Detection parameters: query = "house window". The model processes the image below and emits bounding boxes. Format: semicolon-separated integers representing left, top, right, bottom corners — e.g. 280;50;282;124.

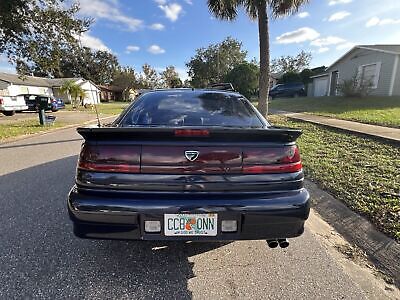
359;62;381;89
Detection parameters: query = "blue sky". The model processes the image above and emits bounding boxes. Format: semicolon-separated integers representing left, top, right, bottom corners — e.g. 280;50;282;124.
1;0;400;79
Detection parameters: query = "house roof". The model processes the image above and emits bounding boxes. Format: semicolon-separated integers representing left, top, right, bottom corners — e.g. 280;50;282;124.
98;85;124;92
327;44;400;71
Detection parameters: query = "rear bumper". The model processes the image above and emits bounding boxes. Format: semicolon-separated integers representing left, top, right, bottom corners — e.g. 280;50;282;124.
68;186;310;241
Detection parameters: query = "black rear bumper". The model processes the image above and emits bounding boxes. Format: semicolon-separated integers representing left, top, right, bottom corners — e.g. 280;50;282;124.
67;186;310;241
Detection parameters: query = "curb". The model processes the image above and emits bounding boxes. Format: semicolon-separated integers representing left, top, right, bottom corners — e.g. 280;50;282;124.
0;115;117;146
272;110;400;145
305;180;400;287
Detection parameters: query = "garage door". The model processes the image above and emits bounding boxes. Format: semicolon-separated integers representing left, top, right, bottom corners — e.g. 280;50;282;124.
314;77;328;97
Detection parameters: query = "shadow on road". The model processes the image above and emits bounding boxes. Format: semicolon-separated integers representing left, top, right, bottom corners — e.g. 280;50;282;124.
0;156;228;299
0;138;83;150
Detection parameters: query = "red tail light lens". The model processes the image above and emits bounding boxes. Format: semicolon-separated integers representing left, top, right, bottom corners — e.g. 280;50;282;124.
175;129;209;137
0;98;3;105
243;146;302;174
78;144;140;173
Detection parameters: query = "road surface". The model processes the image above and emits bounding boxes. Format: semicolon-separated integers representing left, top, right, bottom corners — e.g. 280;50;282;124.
0;127;398;299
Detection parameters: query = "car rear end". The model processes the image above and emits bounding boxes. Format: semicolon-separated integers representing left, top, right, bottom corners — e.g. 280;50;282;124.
0;95;28;115
68;90;310;241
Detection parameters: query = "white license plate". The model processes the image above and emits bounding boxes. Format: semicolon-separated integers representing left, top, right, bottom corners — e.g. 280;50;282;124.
164;213;217;236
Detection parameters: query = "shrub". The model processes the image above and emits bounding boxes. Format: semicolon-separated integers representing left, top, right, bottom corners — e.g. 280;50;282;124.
338;74;372;97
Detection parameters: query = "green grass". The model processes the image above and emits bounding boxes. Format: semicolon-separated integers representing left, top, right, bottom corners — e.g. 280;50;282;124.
0;119;65;141
269;115;400;241
66;102;129;116
269;96;400;128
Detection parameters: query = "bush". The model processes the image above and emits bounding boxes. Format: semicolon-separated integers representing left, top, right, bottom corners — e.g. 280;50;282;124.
338;74;372;97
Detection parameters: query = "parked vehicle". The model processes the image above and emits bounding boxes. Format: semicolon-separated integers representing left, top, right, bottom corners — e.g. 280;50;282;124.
68;89;310;245
269;82;306;99
23;94;65;112
0;95;28;116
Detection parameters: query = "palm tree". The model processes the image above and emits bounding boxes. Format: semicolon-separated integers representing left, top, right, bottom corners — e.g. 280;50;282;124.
207;0;309;116
60;80;86;109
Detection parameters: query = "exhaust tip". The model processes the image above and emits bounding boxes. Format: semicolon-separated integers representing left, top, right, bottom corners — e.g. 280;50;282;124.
266;239;279;248
278;238;289;248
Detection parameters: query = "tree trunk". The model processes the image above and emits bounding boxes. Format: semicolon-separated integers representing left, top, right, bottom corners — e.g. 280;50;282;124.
257;1;270;117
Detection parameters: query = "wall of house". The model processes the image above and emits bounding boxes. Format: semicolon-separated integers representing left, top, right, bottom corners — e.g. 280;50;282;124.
392;55;400;96
7;84;52;97
80;81;100;105
328;48;396;96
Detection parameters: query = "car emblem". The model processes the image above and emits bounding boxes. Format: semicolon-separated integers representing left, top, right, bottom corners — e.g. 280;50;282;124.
185;150;199;162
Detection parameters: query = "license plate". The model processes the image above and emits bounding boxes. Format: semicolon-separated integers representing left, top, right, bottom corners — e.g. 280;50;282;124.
164;213;217;236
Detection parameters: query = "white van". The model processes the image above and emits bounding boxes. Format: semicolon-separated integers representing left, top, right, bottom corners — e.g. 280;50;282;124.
0;95;28;116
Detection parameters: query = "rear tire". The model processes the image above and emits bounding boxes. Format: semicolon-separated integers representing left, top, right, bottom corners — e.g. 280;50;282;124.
51;108;58;112
3;110;15;116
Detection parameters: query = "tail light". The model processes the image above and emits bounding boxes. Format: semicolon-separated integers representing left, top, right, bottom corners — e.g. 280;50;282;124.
242;145;302;174
0;98;3;105
78;144;141;173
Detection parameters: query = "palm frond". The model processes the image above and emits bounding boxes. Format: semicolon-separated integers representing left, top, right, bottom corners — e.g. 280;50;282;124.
207;0;240;20
269;0;310;18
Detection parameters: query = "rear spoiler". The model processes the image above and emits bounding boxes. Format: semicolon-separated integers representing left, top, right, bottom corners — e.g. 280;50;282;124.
77;126;302;143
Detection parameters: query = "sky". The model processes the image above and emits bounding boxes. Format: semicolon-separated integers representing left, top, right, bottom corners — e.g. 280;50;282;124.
1;0;400;80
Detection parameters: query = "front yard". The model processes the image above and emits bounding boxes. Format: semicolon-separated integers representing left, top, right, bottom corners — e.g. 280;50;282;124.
269;115;400;241
269;96;400;128
65;102;129;115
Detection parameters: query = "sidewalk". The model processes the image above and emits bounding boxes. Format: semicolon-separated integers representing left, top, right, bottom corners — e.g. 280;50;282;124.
275;111;400;143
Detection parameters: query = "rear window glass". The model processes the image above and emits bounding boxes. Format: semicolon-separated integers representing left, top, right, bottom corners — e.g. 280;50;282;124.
120;92;263;128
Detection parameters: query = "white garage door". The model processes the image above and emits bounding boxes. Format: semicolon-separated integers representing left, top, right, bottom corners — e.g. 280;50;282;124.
314;77;329;97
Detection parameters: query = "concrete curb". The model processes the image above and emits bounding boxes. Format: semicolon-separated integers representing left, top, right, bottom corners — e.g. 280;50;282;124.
0;115;117;145
305;180;400;286
272;110;400;145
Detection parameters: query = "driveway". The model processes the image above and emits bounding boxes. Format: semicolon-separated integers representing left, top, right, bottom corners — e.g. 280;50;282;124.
0;127;397;299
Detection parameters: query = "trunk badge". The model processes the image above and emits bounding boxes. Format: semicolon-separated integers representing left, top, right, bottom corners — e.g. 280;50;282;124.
185;150;199;162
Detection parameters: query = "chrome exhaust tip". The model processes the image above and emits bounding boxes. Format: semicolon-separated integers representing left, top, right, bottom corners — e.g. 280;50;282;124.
266;239;279;248
278;238;289;248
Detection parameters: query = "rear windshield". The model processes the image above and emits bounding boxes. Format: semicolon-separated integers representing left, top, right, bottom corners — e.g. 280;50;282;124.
120;91;264;128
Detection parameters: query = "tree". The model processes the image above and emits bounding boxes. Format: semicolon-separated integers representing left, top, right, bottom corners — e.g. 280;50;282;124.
59;47;119;85
186;37;247;88
112;67;137;101
279;71;302;83
1;0;91;76
138;64;161;89
60;80;86;108
225;62;259;98
271;51;312;74
207;0;310;116
161;66;183;88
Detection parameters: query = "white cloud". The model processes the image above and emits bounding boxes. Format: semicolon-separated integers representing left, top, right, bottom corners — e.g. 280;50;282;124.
329;0;352;5
150;23;165;30
78;32;111;52
125;45;140;53
184;0;193;4
297;12;310;18
336;42;356;50
366;17;400;27
318;47;330;53
148;45;166;54
79;0;143;31
154;0;166;4
0;55;8;63
276;27;320;44
311;36;346;47
159;3;183;22
328;11;351;21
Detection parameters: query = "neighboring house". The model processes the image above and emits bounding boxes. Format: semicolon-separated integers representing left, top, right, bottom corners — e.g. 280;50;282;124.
98;85;124;102
311;45;400;97
270;72;283;88
0;72;101;105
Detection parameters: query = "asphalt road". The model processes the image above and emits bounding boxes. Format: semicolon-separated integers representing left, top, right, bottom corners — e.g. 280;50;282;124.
0;127;398;299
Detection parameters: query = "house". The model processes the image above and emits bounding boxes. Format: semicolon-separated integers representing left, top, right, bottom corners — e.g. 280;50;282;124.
98;85;124;102
0;72;101;105
310;45;400;97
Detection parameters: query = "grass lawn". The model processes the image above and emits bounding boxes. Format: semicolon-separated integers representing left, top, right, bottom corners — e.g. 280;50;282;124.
0;119;65;142
66;102;129;116
269;96;400;128
268;115;400;241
